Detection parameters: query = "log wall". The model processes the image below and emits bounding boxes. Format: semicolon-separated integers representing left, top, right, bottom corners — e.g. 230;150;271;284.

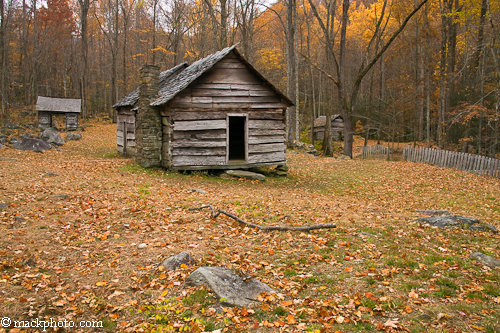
159;52;288;170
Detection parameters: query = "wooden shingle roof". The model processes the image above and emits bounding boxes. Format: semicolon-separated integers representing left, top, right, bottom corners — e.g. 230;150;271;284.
113;62;188;108
36;96;81;113
115;44;294;109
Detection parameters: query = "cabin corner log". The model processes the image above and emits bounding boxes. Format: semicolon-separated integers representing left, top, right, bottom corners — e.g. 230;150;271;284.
189;205;337;232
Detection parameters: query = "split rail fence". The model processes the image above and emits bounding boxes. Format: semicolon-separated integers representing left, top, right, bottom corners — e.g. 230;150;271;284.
403;146;500;178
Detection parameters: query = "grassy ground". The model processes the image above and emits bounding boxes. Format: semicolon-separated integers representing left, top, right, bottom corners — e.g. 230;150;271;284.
0;122;499;332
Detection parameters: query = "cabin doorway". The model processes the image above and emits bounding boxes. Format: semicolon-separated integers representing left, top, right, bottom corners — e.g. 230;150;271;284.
228;115;247;162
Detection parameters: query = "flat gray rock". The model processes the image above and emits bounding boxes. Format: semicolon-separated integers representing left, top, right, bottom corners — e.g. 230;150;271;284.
66;133;82;141
470;252;500;269
225;170;266;181
41;127;64;146
161;251;194;270
189;188;207;194
13;138;51;152
185;267;275;307
416;215;498;233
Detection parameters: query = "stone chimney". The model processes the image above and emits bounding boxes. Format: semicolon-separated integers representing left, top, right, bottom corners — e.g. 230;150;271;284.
136;64;162;168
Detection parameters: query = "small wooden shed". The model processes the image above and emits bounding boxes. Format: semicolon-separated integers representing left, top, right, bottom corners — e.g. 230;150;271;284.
313;115;344;141
36;96;81;131
114;44;293;170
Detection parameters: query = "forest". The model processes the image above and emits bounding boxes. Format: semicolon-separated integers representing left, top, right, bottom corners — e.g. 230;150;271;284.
0;0;499;158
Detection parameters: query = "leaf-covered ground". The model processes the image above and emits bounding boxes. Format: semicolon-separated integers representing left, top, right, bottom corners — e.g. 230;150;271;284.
0;123;499;332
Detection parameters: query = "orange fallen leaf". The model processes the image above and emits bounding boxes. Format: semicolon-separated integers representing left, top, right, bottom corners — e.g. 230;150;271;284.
365;292;377;301
286;314;296;324
345;267;353;272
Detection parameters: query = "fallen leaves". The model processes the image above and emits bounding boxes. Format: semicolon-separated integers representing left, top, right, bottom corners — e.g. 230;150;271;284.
0;123;499;332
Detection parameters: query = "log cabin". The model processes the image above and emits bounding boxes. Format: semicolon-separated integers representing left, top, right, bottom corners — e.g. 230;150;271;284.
114;44;293;171
313;115;344;141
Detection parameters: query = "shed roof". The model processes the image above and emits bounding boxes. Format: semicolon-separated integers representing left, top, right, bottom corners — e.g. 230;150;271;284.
151;44;293;107
314;115;343;128
113;63;188;108
36;96;81;113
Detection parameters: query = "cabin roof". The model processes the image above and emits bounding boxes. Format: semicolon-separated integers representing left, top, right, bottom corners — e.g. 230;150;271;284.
113;63;188;108
36;96;81;113
314;115;343;127
149;44;293;107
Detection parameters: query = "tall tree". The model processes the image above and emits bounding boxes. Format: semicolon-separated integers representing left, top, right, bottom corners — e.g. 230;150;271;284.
307;0;429;157
78;0;91;118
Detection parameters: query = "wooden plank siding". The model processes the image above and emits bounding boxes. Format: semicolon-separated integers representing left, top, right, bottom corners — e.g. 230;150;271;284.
161;53;287;170
116;112;137;151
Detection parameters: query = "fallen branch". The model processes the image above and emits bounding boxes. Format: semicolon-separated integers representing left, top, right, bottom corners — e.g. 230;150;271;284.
189;205;336;232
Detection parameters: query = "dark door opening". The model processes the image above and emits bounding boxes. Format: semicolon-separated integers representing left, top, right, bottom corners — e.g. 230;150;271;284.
228;116;246;161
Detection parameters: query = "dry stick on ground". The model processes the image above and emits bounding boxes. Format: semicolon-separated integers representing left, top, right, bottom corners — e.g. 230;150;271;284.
189;205;336;231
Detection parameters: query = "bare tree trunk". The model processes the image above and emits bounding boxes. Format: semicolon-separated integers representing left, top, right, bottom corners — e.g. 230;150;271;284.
79;0;90;119
220;0;228;48
286;0;296;147
0;0;7;117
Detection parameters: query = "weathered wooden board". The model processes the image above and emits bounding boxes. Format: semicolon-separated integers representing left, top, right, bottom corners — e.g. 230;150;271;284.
248;143;286;153
248;151;286;164
173;129;226;140
117;136;124;146
172;110;282;121
194;83;269;91
117;114;135;122
213;62;247;69
198;68;262;85
173;120;226;131
248;120;285;130
212;96;281;103
126;140;136;147
173;155;226;166
248;136;286;144
172;147;226;156
171;140;226;148
249;129;286;136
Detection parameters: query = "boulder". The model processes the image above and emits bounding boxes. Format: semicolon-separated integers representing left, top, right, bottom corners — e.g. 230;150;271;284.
337;155;352;159
41;127;64;146
275;164;289;177
185;267;275;307
44;172;59;177
66;133;82;141
9;137;19;145
21;133;36;139
161;252;194;270
0;134;7;144
12;138;51;152
470;252;500;269
0;143;2;149
416;215;498;233
0;203;7;209
4;119;19;129
225;170;266;181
